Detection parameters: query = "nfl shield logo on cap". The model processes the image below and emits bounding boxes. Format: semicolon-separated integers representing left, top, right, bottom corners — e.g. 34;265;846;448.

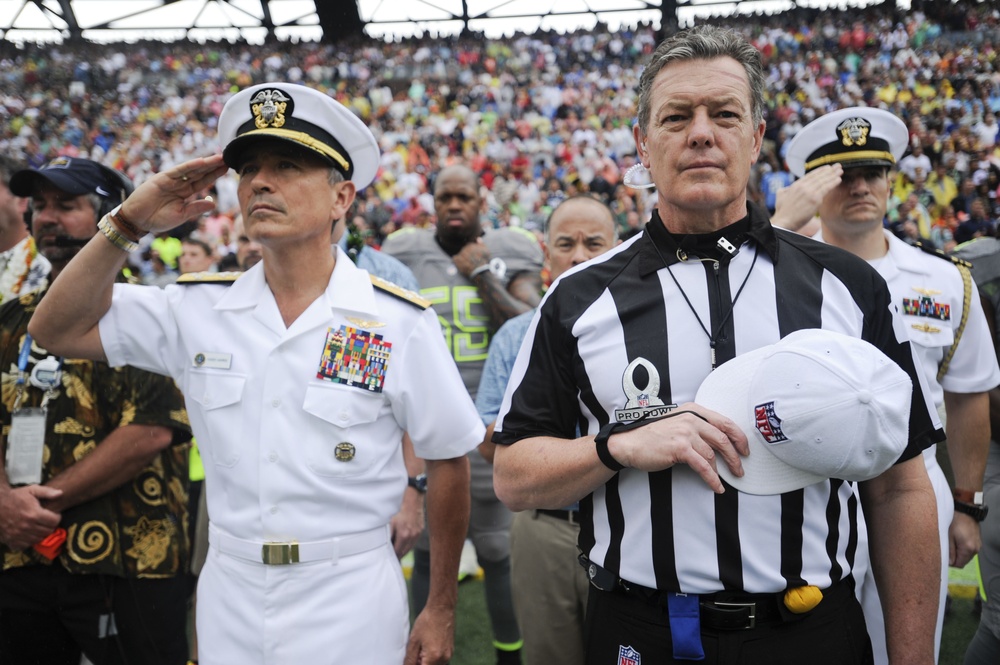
695;328;912;495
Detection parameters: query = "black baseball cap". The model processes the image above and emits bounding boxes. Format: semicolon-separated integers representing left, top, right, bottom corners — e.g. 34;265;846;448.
9;157;133;205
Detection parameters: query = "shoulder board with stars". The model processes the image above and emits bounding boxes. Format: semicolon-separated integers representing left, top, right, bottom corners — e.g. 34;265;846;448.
175;271;244;285
369;274;430;309
915;242;972;269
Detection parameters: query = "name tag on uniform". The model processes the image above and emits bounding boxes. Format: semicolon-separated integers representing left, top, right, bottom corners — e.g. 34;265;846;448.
192;352;232;370
6;408;47;485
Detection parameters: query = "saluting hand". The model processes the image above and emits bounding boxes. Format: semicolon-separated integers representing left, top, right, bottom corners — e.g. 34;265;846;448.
608;404;749;494
770;163;844;232
116;154;230;235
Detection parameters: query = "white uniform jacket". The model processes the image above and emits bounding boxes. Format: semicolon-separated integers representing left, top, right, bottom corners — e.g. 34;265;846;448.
99;247;484;545
877;230;1000;404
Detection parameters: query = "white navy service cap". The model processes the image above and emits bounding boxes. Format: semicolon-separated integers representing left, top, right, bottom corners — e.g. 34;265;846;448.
217;82;380;190
785;106;909;179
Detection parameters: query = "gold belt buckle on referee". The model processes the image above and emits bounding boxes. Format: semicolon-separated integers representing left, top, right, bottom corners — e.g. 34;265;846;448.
261;541;300;565
712;601;756;629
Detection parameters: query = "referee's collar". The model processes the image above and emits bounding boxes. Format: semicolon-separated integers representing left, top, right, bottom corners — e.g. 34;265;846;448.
638;202;779;276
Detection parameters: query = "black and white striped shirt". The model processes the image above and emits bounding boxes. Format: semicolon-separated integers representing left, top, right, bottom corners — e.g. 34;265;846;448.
494;203;941;595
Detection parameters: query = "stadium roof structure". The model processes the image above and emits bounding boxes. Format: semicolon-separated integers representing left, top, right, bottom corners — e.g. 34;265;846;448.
0;0;898;44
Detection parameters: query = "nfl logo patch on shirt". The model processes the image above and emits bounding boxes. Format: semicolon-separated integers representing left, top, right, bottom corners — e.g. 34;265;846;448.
317;325;391;393
618;645;640;665
755;401;788;444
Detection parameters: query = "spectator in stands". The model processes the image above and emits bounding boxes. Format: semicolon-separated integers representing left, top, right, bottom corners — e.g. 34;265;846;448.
177;233;217;275
955;198;996;244
954;177;981;215
232;216;261;271
975;111;999;150
900;142;933;182
929;160;960;213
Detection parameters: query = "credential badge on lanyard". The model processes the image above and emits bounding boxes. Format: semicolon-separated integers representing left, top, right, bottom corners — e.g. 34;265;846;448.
6;334;61;486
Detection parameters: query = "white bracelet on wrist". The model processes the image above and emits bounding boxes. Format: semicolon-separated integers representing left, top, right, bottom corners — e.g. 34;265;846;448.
469;263;491;279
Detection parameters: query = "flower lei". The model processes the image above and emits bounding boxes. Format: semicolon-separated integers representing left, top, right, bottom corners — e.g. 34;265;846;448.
0;236;46;305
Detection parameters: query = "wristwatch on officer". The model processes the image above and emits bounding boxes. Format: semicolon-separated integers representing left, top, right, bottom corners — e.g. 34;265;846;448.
407;473;428;493
953;488;989;522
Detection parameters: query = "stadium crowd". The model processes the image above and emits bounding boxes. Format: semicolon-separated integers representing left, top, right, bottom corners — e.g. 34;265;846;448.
3;1;1000;664
0;1;998;276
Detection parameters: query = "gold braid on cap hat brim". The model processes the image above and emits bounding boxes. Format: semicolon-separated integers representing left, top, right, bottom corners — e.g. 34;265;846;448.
238;128;351;174
805;150;895;172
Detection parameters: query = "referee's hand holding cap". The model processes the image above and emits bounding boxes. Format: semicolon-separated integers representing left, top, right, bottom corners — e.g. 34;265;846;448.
785;106;909;179
694;329;912;495
217;82;379;190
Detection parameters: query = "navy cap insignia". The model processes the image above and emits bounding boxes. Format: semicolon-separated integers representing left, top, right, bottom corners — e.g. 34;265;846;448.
250;88;292;130
836;117;871;147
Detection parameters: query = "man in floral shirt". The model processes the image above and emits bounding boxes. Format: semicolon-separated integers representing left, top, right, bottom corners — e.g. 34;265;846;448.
0;157;191;665
0;155;49;304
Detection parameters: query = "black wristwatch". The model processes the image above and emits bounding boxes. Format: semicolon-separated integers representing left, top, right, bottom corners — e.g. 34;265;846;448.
954;489;988;522
407;473;428;493
954;500;989;522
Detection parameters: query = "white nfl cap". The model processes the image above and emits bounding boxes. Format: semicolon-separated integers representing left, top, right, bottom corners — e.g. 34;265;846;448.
217;82;379;190
785;106;909;178
694;329;911;495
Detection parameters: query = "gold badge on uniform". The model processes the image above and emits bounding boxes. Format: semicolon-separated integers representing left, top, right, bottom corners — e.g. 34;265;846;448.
346;316;386;329
250;88;291;130
836;117;871;147
334;442;356;462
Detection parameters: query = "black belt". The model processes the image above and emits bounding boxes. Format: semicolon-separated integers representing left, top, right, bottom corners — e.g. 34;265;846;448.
581;556;848;631
536;509;580;524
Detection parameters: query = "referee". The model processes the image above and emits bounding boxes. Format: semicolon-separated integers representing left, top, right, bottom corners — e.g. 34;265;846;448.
492;26;942;665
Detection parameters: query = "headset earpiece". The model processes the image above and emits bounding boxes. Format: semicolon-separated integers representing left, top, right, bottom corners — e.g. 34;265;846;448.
96;165;135;220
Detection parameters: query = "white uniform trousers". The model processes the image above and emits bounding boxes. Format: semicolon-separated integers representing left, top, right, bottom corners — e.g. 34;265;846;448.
197;533;408;664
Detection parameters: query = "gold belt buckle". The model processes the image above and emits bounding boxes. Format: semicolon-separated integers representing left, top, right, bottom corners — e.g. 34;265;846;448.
261;541;300;565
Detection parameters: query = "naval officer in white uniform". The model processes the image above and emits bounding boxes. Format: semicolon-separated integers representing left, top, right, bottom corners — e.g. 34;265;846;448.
27;82;483;665
778;106;1000;664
